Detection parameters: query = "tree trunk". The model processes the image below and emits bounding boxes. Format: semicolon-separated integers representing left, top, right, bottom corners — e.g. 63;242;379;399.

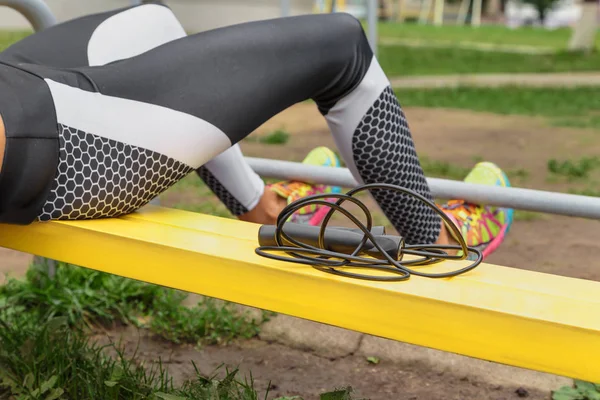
568;0;598;52
536;4;546;23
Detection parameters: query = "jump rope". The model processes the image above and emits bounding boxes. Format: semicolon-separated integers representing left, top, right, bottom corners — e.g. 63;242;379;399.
255;183;483;282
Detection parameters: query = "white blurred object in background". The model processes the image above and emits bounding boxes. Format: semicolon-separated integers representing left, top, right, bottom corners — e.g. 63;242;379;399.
505;0;584;29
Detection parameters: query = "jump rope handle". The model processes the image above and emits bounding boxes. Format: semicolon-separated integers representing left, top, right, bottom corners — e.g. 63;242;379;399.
258;223;403;260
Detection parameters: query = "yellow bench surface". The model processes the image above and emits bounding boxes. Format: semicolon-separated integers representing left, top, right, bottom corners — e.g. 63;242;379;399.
1;205;599;382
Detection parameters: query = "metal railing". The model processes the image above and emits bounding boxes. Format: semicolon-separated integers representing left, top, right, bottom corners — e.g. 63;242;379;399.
0;0;55;30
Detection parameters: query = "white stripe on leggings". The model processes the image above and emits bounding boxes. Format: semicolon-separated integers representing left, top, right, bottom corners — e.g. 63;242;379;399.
45;78;232;169
88;4;187;67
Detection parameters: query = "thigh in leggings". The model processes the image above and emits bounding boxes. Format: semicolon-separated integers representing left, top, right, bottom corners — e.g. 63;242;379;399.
0;2;264;216
28;12;441;244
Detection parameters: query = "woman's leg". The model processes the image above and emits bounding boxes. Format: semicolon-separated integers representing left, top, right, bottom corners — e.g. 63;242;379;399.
0;2;267;221
36;12;445;245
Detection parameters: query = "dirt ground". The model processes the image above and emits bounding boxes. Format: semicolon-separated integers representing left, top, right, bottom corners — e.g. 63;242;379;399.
93;325;548;400
2;104;598;399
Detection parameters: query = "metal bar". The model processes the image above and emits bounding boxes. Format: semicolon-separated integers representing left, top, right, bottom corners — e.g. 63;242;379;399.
366;0;378;56
245;157;600;220
280;0;291;17
1;207;600;382
471;0;482;27
0;0;56;31
433;0;444;26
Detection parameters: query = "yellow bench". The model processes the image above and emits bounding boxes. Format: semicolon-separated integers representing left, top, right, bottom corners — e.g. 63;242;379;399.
1;205;599;382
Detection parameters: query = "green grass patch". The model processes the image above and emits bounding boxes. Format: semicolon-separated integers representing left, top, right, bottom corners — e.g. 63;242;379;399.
0;310;272;399
553;380;600;400
395;86;600;129
376;22;582;49
245;129;290;145
419;156;470;180
419;156;530;182
379;45;600;76
0;261;266;346
547;156;600;180
0;262;274;399
514;210;545;221
552;114;600;130
0;262;358;399
0;30;31;51
568;188;600;197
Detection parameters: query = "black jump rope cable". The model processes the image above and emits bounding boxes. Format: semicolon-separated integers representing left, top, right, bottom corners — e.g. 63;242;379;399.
255;183;483;282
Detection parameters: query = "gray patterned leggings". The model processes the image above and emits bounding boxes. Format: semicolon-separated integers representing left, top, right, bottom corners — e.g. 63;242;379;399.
0;3;441;244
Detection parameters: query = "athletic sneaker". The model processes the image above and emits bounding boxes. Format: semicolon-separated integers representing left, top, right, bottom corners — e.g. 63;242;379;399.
439;162;514;260
268;146;342;225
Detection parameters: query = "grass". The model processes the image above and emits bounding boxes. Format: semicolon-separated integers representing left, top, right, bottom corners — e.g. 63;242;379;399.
0;261;364;399
376;22;586;50
0;262;271;399
378;45;600;76
419;156;470;180
0;261;267;346
395;86;600;130
0;310;270;399
0;29;30;51
547;156;600;180
514;210;546;221
245;129;290;145
552;380;600;400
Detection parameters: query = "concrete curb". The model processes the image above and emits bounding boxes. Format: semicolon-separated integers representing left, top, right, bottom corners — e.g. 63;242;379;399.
186;293;574;394
256;313;573;394
390;72;600;89
380;37;557;55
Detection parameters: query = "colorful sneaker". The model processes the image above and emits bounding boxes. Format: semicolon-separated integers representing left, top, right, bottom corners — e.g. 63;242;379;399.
268;146;342;225
439;162;514;260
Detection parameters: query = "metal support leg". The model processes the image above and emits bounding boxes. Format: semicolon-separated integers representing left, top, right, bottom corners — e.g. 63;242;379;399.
280;0;291;17
366;0;378;57
0;0;56;31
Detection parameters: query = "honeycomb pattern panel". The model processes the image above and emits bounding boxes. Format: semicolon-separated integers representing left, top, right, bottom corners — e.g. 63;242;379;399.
38;124;194;221
196;166;248;216
351;86;440;244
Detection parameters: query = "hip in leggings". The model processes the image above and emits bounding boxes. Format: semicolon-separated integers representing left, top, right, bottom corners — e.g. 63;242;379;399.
0;4;441;244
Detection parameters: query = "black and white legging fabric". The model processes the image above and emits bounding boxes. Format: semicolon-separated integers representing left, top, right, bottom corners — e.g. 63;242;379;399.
0;2;441;244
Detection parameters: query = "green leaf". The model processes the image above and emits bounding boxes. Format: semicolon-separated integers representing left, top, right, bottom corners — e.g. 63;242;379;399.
46;388;64;400
23;373;34;389
154;393;189;400
110;366;124;382
575;380;600;399
588;392;600;400
552;386;585;400
104;381;118;388
321;388;353;400
40;376;58;394
575;381;598;392
366;356;380;365
46;317;68;333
